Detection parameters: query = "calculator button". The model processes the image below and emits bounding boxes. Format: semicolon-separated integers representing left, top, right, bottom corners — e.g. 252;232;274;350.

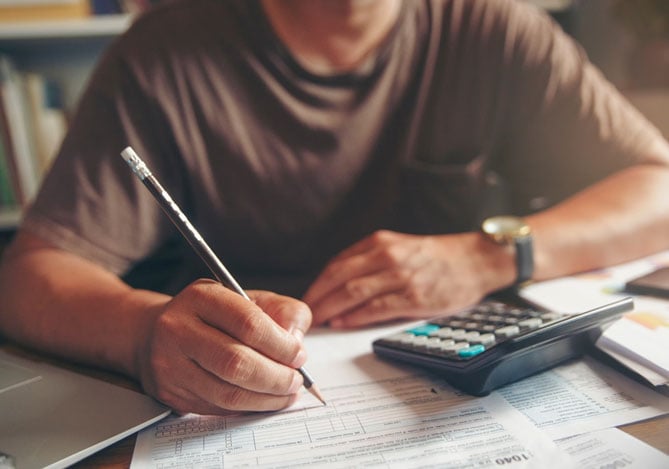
494;325;520;338
450;329;468;340
437;338;455;347
406;324;441;336
384;333;415;344
403;336;420;345
470;333;496;346
540;313;562;322
489;302;508;313
464;322;483;330
438;341;469;355
518;318;542;330
429;327;454;339
508;308;526;316
463;331;480;341
423;337;444;350
458;344;486;359
408;335;430;347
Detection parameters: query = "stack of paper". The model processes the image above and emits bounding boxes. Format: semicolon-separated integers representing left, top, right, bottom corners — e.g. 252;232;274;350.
520;251;669;387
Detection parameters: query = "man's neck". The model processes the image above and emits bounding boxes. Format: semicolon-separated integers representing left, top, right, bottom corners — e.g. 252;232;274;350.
260;0;402;74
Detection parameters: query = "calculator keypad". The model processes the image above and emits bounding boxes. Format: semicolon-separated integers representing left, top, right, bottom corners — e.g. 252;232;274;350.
378;301;570;360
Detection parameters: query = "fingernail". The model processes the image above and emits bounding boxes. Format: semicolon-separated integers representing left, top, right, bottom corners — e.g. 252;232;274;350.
289;326;304;342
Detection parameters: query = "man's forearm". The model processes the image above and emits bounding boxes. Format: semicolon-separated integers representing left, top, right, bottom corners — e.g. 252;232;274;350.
527;164;669;280
0;232;169;378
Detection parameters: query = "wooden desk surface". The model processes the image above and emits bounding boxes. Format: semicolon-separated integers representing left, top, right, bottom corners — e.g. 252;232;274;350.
4;344;668;468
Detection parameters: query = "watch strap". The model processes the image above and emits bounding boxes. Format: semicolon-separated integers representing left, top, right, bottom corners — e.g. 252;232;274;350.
514;235;534;285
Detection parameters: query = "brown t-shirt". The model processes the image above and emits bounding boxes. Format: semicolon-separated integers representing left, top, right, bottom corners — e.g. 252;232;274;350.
22;0;665;296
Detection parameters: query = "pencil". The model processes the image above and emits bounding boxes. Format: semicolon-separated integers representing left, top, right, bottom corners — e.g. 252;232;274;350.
120;146;326;406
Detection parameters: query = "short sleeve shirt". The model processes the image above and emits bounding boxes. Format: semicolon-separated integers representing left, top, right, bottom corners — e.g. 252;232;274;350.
21;0;665;296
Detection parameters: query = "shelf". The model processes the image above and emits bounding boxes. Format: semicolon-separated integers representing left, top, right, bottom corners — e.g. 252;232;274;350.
0;14;133;57
0;14;134;107
0;14;132;40
0;208;21;231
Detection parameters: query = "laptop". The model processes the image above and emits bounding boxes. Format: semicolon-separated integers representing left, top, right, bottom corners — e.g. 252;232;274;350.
0;348;170;469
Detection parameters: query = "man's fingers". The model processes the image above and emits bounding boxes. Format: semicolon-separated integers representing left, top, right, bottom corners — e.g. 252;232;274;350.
187;281;305;368
250;290;312;340
179;368;300;413
175;316;304;396
304;231;416;307
329;292;435;329
310;270;409;325
328;229;398;261
158;360;300;414
303;253;383;306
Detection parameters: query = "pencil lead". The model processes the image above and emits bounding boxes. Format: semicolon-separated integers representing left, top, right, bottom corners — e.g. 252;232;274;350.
309;384;327;406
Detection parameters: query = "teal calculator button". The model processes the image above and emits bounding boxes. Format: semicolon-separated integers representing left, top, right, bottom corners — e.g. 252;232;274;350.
458;344;486;358
406;324;441;336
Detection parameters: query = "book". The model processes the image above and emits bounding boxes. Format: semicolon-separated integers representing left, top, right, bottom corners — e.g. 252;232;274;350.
23;72;67;180
0;0;90;22
0;129;18;210
0;55;40;207
90;0;122;15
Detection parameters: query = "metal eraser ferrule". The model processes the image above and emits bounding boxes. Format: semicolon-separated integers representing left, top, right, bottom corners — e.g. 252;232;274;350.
120;146;152;180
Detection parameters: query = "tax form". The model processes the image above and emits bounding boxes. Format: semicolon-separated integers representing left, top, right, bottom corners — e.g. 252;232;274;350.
556;428;669;468
497;356;669;439
133;374;567;468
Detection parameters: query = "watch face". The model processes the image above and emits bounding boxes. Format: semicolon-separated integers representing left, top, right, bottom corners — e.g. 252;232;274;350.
482;216;531;244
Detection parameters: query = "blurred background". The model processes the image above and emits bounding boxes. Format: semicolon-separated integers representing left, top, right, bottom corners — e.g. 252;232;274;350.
532;0;669;137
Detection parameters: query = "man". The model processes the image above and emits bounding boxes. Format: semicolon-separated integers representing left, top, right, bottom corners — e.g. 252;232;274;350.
1;0;669;415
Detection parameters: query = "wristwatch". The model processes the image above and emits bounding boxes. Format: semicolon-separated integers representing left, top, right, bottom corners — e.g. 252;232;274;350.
481;215;534;286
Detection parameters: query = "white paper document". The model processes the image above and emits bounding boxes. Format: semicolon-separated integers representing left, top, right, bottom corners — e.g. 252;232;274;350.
132;374;568;468
496;356;669;440
556;428;669;468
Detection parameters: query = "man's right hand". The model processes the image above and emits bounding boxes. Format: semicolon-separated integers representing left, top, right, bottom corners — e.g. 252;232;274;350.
136;280;312;415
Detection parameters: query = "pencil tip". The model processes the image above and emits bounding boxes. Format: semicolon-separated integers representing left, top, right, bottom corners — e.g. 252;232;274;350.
309;384;327;406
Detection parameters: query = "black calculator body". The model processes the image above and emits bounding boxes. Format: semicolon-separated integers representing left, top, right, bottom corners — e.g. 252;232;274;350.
372;295;633;396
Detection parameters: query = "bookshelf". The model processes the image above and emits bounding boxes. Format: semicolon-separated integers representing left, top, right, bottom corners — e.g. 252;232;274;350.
0;14;133;230
0;14;132;111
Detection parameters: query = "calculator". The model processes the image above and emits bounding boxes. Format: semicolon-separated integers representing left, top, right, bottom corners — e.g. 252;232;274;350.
372;294;633;396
